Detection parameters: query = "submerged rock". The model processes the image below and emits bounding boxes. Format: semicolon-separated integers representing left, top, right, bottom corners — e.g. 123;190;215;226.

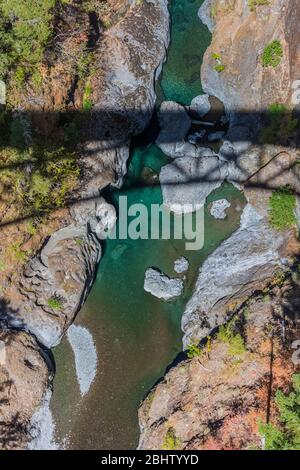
144;268;183;301
174;257;189;274
160;155;227;214
67;325;97;397
210;199;231;219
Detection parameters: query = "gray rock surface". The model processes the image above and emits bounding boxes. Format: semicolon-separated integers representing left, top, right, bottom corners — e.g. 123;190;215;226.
174;257;189;274
190;94;211;118
208;131;225;142
210;199;231;219
182;204;286;348
160;156;227;214
156;101;191;157
144;268;183;301
198;0;216;32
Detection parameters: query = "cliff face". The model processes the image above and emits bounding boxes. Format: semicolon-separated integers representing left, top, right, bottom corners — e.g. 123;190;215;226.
200;0;300;113
139;0;300;450
0;0;169;449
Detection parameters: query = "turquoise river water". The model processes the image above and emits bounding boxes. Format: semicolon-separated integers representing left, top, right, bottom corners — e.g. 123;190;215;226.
50;0;245;450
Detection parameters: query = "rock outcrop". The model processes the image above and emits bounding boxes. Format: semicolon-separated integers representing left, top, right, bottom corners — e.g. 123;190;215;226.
144;268;183;301
160;155;226;213
139;278;300;450
201;0;300;115
0;329;52;450
182;204;289;348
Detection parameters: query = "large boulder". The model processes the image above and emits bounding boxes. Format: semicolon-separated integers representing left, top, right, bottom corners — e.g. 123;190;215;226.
144;268;183;301
156;101;191;158
160;155;228;213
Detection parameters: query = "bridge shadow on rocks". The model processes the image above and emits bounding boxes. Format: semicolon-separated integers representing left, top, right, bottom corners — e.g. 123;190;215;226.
0;106;300;229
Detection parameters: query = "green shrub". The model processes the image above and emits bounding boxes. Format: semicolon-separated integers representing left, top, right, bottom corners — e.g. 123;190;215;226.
214;64;226;73
261;103;298;145
162;427;181;450
269;186;296;230
261;40;283;68
83;82;93;111
47;296;64;310
218;323;246;357
212;52;225;73
186;342;202;359
0;0;56;79
259;374;300;450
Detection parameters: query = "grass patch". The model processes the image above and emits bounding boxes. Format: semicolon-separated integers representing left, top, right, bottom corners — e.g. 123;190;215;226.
269;186;296;230
261;40;283;68
83;82;93;111
0;1;56;80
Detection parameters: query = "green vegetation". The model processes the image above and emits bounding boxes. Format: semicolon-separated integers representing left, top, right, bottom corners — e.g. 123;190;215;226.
248;0;269;11
212;52;226;73
261;103;298;145
215;64;226;73
211;4;217;19
218;323;246;357
162;427;182;450
83;82;93;111
261;40;283;68
269;186;296;230
0;140;80;220
47;295;64;310
186;342;202;359
0;0;56;80
259;374;300;450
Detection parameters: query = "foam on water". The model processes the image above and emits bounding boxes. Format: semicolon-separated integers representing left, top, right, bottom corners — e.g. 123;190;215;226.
67;324;98;397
